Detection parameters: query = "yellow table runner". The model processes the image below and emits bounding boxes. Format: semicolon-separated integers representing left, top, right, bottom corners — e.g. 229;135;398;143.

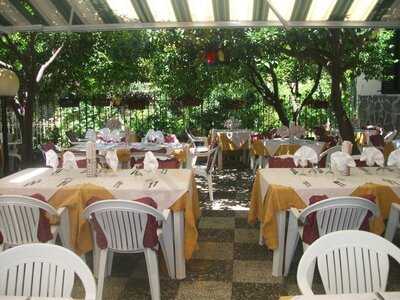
251;140;269;156
248;173;400;250
218;133;248;151
49;178;200;259
275;144;300;156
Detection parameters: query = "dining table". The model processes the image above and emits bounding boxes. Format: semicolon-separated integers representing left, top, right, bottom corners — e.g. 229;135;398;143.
279;292;400;300
0;167;200;279
66;142;191;168
211;129;252;168
248;167;400;277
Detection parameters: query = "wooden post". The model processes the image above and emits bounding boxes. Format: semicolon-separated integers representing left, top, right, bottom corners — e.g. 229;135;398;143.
1;96;9;175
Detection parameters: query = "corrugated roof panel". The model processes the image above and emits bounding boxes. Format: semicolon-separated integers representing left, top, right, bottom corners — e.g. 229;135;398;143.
267;0;296;21
66;0;104;24
230;0;254;21
105;0;139;23
0;0;30;25
346;0;379;21
306;0;337;21
187;0;214;22
147;0;176;22
29;0;67;25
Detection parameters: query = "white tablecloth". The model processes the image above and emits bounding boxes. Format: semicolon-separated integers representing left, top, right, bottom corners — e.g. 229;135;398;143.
0;168;192;210
258;167;400;205
263;138;326;156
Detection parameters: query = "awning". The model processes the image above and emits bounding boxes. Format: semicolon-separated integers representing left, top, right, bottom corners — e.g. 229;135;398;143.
0;0;399;33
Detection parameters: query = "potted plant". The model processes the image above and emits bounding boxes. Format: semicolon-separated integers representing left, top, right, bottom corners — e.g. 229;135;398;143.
123;92;152;110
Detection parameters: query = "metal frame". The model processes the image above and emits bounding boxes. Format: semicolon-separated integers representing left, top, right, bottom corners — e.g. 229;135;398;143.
1;20;400;34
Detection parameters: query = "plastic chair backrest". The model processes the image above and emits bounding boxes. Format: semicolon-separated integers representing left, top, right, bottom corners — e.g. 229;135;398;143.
298;196;378;237
83;200;165;252
0;243;96;299
0;195;57;245
297;230;400;295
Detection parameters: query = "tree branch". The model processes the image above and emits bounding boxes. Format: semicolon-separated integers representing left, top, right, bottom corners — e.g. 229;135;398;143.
36;44;63;82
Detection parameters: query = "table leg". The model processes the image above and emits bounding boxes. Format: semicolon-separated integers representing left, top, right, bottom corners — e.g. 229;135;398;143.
173;211;186;279
272;211;286;276
284;211;300;276
217;148;223;169
59;209;71;250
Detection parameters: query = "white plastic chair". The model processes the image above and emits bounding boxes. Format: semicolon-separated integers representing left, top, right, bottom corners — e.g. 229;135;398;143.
290;196;379;249
0;195;64;251
83;200;172;300
193;146;219;201
385;202;400;242
297;230;400;295
0;243;96;299
384;130;398;143
284;196;379;276
186;129;208;147
318;145;341;168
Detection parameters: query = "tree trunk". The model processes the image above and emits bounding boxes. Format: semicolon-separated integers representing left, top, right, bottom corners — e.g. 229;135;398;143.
329;29;356;148
264;96;289;126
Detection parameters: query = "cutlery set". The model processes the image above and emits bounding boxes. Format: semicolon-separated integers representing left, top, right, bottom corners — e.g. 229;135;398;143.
290;168;298;175
113;181;123;189
148;180;159;189
333;180;346;187
56;178;73;187
161;169;168;175
302;180;311;188
52;169;63;175
23;179;42;187
130;169;143;176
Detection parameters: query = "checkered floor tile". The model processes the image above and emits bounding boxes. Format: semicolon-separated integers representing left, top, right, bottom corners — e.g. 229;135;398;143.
72;166;400;299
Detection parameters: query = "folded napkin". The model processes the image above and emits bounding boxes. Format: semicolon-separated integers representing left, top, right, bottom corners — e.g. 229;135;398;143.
341;140;353;154
85;129;96;142
105;150;119;172
110;129;121;142
86;197;159;250
62;151;78;169
45;149;59;171
360;147;384;167
293;146;318;167
143;151;159;172
276;126;289;138
98;128;111;141
387;149;400;168
135;157;180;169
370;134;384;147
330;151;356;172
164;134;179;144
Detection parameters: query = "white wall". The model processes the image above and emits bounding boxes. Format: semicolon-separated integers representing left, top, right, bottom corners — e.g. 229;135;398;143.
356;74;382;96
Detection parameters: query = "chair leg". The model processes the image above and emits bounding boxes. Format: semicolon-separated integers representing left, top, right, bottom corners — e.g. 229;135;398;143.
106;250;114;277
385;204;400;242
207;175;214;201
144;248;161;300
96;249;108;300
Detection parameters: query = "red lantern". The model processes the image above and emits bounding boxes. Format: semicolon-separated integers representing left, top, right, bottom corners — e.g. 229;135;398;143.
206;51;217;65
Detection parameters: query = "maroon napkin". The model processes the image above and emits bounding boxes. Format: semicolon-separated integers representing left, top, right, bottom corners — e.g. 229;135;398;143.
370;135;384;147
0;193;53;245
268;157;296;168
164;134;177;143
41;142;56;152
87;197;159;250
302;194;376;245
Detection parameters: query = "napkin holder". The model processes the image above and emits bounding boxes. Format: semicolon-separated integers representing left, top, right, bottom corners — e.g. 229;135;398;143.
86;141;97;177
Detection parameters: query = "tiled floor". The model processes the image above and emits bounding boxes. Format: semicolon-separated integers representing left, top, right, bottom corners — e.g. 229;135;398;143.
73;161;400;299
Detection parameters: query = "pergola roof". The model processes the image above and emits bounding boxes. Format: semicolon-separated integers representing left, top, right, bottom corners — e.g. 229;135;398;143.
0;0;400;33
